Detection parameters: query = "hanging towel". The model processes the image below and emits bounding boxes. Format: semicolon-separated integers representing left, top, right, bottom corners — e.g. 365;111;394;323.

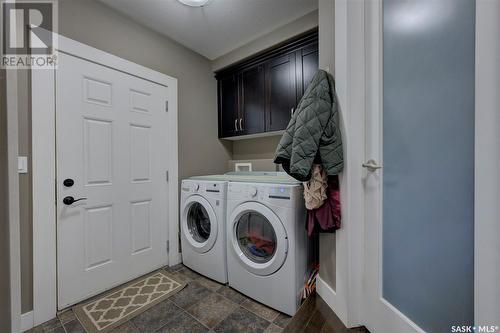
307;176;341;236
303;164;328;210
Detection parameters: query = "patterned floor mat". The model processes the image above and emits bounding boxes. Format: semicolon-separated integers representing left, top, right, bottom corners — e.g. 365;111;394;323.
73;270;186;333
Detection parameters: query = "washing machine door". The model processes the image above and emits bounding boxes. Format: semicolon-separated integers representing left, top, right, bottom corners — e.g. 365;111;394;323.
182;195;218;253
229;202;288;276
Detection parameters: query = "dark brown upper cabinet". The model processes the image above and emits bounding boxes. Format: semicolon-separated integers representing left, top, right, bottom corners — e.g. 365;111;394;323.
296;42;319;100
217;73;239;138
239;65;265;135
265;52;297;132
216;29;318;139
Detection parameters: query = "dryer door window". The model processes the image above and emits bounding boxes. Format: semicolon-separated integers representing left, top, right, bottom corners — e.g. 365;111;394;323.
187;202;211;243
182;195;218;254
229;202;288;276
236;212;277;264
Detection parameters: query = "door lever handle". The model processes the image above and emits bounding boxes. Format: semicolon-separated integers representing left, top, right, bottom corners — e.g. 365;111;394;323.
362;159;382;172
63;196;87;205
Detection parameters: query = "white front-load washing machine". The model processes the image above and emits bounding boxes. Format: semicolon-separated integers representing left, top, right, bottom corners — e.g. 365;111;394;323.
226;181;308;316
180;179;228;283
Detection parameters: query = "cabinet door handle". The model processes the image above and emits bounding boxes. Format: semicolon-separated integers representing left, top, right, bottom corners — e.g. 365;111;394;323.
291;108;295;116
239;118;243;131
235;119;238;132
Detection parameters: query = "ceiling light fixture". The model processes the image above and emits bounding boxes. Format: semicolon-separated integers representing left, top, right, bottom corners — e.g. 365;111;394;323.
177;0;211;7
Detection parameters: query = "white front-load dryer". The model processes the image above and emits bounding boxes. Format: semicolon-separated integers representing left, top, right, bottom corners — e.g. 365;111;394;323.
226;181;308;316
180;179;228;283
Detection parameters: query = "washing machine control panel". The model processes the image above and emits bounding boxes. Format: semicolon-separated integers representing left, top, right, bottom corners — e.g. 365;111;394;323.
248;187;258;197
228;184;294;201
182;182;198;192
205;182;222;193
182;181;225;197
182;182;201;193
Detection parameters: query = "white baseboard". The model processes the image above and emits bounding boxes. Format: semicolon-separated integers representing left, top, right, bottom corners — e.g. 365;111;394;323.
316;275;349;326
20;311;34;332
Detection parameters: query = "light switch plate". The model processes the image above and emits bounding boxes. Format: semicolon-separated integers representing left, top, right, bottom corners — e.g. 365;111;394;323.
18;156;28;174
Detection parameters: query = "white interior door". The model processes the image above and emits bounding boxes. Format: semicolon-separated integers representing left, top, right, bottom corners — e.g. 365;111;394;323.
56;52;169;308
363;1;475;332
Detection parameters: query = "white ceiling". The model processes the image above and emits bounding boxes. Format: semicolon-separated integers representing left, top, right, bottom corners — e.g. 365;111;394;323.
98;0;318;60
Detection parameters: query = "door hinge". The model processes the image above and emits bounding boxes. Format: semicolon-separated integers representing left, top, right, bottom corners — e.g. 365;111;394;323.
166;240;170;253
166;171;169;182
165;100;169;112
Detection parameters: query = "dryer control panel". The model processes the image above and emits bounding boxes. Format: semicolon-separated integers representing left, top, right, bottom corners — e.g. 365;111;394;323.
268;186;292;200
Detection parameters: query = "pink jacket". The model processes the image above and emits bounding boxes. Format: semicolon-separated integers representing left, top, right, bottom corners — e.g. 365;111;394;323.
307;176;341;236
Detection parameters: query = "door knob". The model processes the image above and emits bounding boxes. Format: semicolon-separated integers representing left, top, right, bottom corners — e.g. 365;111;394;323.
63;196;87;205
362;159;382;172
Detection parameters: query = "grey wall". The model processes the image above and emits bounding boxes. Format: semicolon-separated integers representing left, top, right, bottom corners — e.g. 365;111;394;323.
18;0;232;313
382;0;475;331
232;136;281;160
0;68;12;333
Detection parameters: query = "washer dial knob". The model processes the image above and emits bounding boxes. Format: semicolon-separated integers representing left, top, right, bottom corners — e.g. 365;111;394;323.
249;187;258;197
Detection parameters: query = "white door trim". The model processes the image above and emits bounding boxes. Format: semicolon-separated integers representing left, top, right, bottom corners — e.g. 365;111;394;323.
6;57;22;333
20;311;34;332
316;0;365;328
31;33;180;325
3;8;22;331
474;0;500;325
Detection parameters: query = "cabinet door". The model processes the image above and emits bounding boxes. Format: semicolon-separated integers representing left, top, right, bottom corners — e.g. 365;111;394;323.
296;42;319;103
218;74;239;138
239;65;265;135
265;53;297;132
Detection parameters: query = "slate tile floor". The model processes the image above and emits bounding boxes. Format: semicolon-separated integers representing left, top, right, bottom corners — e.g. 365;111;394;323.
29;265;292;333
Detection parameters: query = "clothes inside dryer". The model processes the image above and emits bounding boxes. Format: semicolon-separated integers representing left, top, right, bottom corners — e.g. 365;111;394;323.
236;212;277;263
187;202;211;243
